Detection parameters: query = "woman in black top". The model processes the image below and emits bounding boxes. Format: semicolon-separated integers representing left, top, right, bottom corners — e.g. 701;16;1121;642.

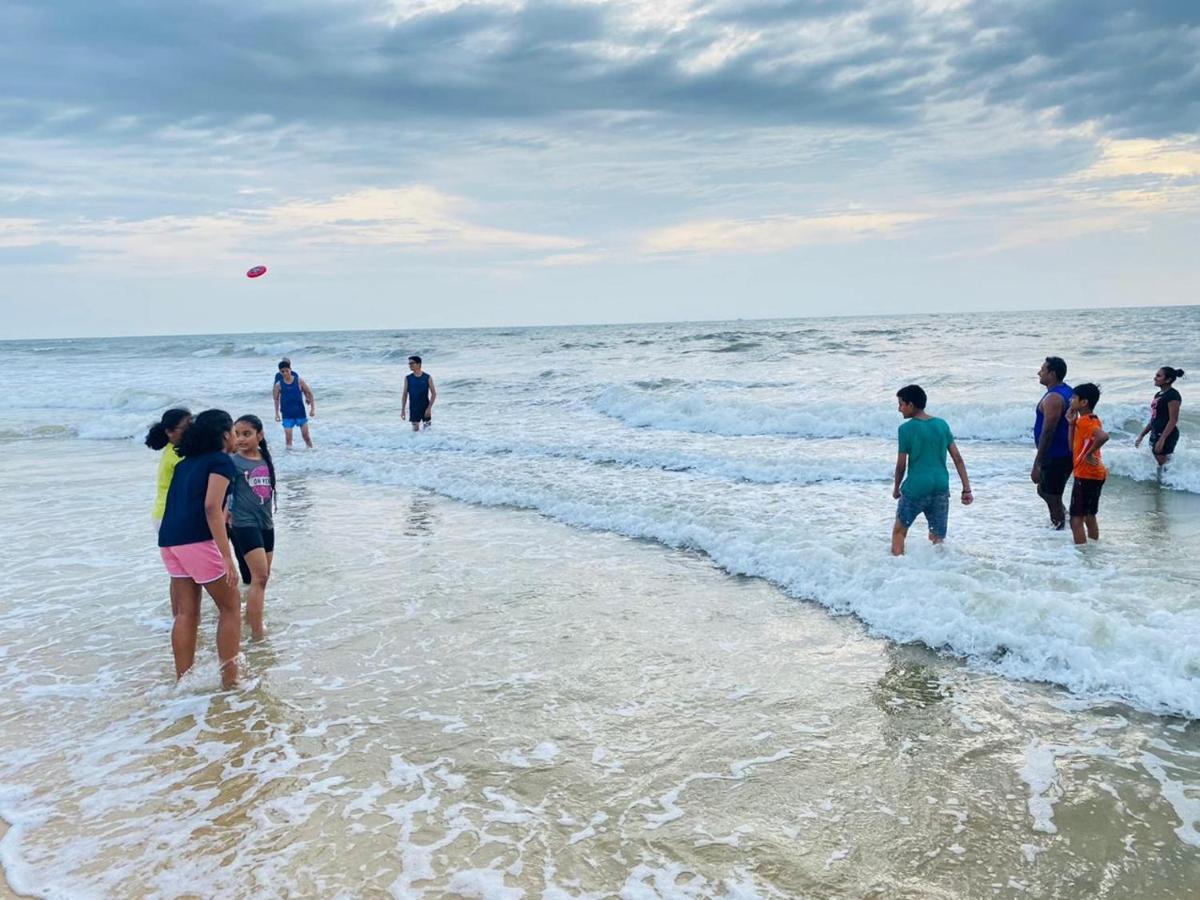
1135;366;1184;467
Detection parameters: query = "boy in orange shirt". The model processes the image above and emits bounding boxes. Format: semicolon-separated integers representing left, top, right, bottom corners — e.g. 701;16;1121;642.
1066;382;1109;545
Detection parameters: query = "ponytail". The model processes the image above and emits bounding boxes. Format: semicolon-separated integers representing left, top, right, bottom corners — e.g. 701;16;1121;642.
1160;366;1186;384
259;437;278;511
144;407;191;450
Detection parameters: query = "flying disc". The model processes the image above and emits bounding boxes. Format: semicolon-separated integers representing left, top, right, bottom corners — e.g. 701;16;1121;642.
246;265;267;278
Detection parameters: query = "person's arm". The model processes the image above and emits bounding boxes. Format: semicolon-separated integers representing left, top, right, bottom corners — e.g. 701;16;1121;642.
892;452;907;500
205;473;238;585
1032;392;1065;480
427;377;436;409
300;378;315;416
1135;420;1151;446
1086;424;1109;465
401;380;408;418
273;382;282;422
948;442;972;505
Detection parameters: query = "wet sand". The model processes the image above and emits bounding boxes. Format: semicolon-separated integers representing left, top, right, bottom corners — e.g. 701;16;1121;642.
0;441;1198;897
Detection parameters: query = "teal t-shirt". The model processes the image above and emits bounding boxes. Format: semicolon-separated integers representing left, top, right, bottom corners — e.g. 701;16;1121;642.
898;416;954;498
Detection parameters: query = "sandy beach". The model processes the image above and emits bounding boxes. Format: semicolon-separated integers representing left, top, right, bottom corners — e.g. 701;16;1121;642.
1;437;1198;897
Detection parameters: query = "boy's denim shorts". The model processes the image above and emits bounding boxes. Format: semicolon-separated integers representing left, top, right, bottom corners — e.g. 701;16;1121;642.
897;491;950;538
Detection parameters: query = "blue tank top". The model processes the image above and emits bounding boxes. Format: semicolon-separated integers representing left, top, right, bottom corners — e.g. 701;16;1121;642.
279;374;305;418
1034;383;1073;459
406;372;430;407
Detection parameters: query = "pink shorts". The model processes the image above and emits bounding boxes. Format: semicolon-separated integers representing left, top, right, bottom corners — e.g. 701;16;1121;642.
160;540;226;584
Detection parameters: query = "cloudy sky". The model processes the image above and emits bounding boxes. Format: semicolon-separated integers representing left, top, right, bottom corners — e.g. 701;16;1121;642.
2;0;1198;337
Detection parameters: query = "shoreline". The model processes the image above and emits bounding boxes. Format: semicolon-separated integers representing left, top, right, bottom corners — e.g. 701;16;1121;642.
0;819;33;900
1;419;1198;893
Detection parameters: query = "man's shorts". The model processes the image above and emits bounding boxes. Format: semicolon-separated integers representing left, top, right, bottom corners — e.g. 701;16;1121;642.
408;404;429;424
1039;455;1073;497
896;491;950;539
1069;478;1105;517
1150;430;1180;457
282;417;308;429
230;526;275;585
160;540;226;584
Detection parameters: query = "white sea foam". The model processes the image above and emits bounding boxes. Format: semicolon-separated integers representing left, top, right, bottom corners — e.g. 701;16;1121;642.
286;446;1200;718
594;386;1152;443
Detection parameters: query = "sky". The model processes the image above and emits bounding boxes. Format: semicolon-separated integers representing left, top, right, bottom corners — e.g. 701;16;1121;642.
1;0;1198;338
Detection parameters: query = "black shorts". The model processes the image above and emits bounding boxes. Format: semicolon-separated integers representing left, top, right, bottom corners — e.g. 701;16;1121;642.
1069;478;1105;518
1150;430;1180;457
230;526;275;585
1039;455;1073;497
408;403;430;424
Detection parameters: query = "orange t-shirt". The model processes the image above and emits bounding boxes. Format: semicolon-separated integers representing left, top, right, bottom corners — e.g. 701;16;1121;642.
1072;414;1107;480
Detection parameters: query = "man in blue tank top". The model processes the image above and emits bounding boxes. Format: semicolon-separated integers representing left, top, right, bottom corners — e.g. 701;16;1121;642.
273;360;316;448
401;355;437;432
1031;356;1073;529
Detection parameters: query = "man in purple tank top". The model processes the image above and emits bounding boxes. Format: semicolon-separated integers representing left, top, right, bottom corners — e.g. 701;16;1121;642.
1031;356;1073;530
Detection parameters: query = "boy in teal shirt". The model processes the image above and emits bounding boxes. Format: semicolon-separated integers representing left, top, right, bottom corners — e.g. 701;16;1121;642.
891;384;973;555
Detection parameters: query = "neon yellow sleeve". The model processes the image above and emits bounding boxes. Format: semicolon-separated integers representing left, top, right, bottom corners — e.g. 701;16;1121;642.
153;447;182;519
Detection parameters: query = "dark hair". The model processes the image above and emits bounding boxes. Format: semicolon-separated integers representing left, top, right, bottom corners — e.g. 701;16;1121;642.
897;384;927;410
408;355;422;364
235;414;277;510
1044;356;1067;380
278;360;291;372
178;409;233;458
144;408;191;450
1073;382;1101;410
1159;366;1185;383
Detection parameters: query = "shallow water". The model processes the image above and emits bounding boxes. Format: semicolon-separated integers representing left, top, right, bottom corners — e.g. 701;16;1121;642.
1;309;1199;896
0;442;1198;897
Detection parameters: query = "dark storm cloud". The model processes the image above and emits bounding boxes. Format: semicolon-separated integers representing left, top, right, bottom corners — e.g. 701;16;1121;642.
2;0;1197;140
958;0;1200;137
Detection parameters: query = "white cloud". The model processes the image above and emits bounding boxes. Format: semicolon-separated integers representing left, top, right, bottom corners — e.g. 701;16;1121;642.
1079;138;1200;180
640;211;930;255
0;186;582;268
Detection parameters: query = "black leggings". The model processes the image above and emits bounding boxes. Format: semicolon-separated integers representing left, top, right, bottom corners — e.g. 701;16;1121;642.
229;526;275;585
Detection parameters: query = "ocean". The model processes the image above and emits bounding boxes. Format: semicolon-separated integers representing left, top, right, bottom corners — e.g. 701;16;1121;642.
0;306;1197;897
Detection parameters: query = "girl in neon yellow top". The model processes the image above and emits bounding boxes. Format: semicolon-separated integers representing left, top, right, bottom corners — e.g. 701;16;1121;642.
145;408;192;521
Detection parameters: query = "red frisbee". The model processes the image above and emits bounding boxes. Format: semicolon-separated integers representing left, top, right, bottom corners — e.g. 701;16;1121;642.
246;265;267;278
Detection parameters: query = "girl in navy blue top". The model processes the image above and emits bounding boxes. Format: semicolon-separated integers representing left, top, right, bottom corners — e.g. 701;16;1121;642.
158;409;243;688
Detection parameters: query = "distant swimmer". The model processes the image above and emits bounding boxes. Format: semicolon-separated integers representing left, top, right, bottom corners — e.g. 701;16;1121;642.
1031;356;1072;530
1135;366;1184;471
145;407;192;527
273;359;316;448
1066;383;1109;546
891;384;973;556
157;410;243;688
228;415;277;640
401;355;437;432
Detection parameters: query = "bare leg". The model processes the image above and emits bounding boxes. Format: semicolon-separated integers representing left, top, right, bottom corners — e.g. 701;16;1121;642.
928;532;944;545
1084;515;1099;540
204;578;243;688
891;520;908;556
171;579;203;679
243;547;271;640
168;576;192;618
1070;516;1087;545
300;423;313;448
1038;485;1066;529
411;420;420;432
284;426;294;449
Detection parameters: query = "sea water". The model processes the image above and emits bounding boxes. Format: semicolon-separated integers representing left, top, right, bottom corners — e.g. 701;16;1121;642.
0;307;1197;896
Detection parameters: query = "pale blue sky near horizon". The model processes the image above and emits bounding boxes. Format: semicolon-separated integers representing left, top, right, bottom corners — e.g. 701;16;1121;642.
2;0;1198;339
